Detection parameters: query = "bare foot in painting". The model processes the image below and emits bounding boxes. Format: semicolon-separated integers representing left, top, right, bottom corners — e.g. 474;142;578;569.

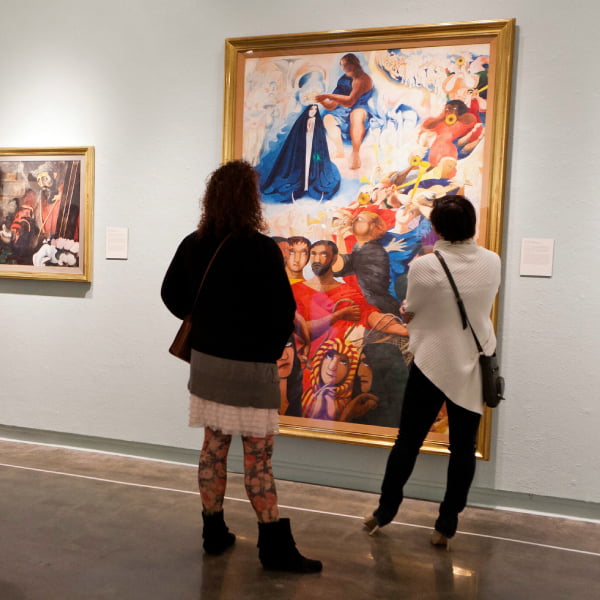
333;145;345;159
349;151;361;170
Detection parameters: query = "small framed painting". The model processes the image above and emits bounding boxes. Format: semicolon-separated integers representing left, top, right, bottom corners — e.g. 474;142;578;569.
0;146;94;282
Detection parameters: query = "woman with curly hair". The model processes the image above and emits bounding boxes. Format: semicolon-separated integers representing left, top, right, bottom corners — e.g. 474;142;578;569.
161;160;321;573
301;338;360;420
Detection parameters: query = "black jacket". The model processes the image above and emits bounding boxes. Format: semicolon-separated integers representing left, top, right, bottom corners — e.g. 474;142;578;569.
161;231;295;363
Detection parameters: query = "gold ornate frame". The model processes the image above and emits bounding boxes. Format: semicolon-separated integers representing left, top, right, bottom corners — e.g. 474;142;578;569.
223;20;514;458
0;146;94;282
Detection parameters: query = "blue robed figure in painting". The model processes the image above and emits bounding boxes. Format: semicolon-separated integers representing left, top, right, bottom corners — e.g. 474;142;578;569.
258;104;341;203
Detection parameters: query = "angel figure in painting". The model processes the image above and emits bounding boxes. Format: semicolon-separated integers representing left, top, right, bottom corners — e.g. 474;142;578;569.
419;100;481;178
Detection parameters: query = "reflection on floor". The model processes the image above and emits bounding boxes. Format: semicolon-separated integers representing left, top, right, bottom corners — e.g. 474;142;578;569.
0;439;598;600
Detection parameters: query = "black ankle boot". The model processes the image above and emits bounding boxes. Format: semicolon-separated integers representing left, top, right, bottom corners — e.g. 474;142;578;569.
257;518;322;573
434;513;458;539
202;510;235;555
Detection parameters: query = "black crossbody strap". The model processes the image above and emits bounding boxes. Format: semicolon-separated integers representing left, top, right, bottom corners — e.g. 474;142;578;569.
434;250;484;354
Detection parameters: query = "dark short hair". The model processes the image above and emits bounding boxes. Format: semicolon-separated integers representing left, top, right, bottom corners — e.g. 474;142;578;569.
288;236;310;249
445;99;469;116
430;195;476;242
310;239;339;256
341;53;362;68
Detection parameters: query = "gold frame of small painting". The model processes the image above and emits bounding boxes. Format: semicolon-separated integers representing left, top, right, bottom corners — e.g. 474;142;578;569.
0;146;94;282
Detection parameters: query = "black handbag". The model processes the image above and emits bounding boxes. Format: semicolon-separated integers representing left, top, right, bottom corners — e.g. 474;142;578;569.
434;250;505;408
168;234;230;362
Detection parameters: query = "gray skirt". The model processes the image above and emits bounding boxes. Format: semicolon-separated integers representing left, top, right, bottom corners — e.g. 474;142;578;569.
188;350;280;409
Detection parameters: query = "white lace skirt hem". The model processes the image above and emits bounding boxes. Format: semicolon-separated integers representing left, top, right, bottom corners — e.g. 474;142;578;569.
189;394;279;437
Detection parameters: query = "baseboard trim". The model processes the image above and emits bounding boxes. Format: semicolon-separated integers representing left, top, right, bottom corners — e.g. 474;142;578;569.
0;425;200;466
1;424;598;522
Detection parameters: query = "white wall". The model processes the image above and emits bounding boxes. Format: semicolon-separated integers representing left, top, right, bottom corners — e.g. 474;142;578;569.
1;0;599;512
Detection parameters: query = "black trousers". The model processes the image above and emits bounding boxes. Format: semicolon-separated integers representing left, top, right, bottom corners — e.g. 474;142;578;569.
375;363;481;538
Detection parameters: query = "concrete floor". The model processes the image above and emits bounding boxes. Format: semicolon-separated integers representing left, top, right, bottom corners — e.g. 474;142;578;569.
0;439;598;600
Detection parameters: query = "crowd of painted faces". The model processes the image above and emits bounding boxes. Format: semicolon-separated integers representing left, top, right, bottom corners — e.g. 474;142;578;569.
272;196;448;432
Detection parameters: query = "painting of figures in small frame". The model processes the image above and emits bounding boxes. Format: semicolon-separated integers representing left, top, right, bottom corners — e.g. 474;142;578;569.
223;20;514;458
0;146;94;282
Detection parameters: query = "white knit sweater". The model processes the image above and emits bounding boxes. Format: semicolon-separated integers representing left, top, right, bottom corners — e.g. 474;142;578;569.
405;239;501;414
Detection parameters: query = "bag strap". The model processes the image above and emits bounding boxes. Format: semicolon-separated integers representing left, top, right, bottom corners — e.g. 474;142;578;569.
191;233;231;311
434;250;484;354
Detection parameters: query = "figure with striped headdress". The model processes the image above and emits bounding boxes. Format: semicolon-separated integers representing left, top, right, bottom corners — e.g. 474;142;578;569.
301;338;360;420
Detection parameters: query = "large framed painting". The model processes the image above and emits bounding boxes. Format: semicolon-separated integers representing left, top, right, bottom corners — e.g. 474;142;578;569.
0;147;94;282
223;20;514;458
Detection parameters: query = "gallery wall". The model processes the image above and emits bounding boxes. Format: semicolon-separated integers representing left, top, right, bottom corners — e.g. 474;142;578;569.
1;0;599;517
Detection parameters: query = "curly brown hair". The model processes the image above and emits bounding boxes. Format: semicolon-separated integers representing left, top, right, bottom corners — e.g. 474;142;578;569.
197;160;267;238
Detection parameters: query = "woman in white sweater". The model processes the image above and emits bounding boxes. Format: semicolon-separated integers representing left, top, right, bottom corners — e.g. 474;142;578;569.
365;195;501;549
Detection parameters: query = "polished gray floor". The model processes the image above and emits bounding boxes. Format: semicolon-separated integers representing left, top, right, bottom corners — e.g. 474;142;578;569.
0;439;598;600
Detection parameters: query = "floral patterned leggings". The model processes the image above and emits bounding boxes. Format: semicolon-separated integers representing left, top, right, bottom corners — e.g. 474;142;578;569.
198;426;279;523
